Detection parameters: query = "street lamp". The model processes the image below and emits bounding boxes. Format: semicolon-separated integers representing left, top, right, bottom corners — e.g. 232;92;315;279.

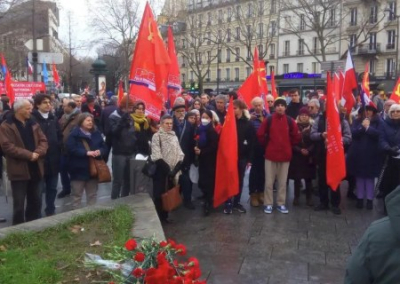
385;8;400;78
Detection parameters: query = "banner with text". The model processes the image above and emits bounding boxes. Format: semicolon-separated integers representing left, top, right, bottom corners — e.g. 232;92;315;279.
0;82;46;100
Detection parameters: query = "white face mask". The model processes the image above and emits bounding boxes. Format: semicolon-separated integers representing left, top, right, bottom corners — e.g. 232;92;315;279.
201;118;211;126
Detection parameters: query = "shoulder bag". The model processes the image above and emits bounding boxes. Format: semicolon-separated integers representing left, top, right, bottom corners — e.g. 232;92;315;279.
142;135;161;178
82;139;111;183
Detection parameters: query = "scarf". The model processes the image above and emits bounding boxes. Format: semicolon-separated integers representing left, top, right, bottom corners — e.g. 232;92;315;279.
131;113;149;131
65;108;79;120
198;124;211;148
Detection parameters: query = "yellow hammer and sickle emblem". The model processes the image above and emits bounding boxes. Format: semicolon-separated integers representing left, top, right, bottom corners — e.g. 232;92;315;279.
148;19;162;42
395;84;400;97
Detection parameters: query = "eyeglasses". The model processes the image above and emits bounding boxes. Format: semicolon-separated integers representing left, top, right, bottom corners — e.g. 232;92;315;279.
308;106;315;110
391;110;400;113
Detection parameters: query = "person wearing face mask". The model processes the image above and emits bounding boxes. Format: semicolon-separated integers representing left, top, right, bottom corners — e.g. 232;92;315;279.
346;104;381;210
108;95;136;199
172;104;196;210
378;104;400;214
195;110;219;216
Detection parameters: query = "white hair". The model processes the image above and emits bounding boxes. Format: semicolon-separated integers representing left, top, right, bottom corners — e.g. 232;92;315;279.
308;98;320;109
210;110;220;123
13;99;30;111
389;104;400;119
251;96;264;106
266;94;274;101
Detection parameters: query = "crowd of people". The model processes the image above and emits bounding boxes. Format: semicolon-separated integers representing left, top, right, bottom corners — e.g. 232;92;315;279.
0;88;399;226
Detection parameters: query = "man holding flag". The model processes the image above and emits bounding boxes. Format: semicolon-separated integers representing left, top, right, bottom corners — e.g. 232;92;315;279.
311;74;352;215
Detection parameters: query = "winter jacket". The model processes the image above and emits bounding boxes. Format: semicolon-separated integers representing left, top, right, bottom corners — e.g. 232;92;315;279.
345;185;400;283
236;115;255;162
346;115;382;178
0;116;48;181
257;113;301;162
66;126;107;181
197;125;219;192
100;104;118;136
378;117;400;155
59;109;81;148
215;109;226;125
108;109;137;156
288;122;316;180
81;103;102;131
286;102;304;119
151;128;184;172
173;118;195;171
310;113;352;164
31;110;62;175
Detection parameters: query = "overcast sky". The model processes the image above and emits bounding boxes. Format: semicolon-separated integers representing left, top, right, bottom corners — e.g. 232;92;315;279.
56;0;164;58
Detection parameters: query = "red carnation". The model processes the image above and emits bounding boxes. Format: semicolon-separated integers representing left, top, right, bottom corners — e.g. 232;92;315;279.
188;257;200;268
134;252;146;262
168;238;177;248
132;267;144;278
145;267;169;284
175;244;187;256
124;239;137;251
160;240;168;248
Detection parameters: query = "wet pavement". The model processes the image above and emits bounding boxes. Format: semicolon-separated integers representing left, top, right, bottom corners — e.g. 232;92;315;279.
0;176;384;283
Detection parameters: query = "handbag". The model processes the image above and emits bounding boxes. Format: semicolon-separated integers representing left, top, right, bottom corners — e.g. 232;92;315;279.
82;140;111;183
142;135;161;178
162;185;182;212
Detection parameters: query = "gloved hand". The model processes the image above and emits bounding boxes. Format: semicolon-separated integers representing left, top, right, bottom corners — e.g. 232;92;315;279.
168;161;182;178
388;146;400;157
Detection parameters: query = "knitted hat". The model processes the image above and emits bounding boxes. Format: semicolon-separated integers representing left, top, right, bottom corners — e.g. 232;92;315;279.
298;107;310;116
274;97;287;108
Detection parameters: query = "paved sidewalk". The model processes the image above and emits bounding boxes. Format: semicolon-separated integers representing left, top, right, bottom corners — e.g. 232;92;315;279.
164;181;384;284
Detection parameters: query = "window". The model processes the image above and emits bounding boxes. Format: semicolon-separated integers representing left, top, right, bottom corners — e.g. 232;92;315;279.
182;39;186;48
300;14;305;30
283;64;289;73
271;0;276;14
350;8;357;25
235;68;240;80
207;12;211;25
236;27;241;40
330;9;336;26
207;51;211;62
388;30;395;49
227;7;232;21
246;67;251;77
207;32;211;44
386;58;395;76
247;3;253;18
226;49;231;62
313;37;318;53
227;28;231;42
388;2;397;21
198;14;203;27
226;68;230;80
246;25;252;39
270;21;277;36
269;65;275;74
350;34;357;49
284;16;291;29
218;30;222;43
206;69;210;80
190;71;194;81
217;68;221;80
258;44;263;56
270;44;275;57
218;10;223;23
369;5;377;24
297;63;304;73
370;59;376;74
235;47;240;61
259;1;264;15
236;5;241;18
369;32;377;49
312;62;318;73
298;39;304;55
284;40;290;56
182;73;186;82
258;23;263;38
217;49;222;63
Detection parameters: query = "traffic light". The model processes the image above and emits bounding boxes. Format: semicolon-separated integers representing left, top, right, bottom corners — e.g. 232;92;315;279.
32;52;38;63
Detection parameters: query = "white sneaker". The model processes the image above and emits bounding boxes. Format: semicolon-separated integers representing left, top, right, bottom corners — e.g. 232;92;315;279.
263;205;273;214
277;205;289;214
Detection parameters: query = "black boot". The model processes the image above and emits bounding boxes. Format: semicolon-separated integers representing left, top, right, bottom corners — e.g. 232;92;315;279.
356;198;363;209
366;199;373;210
204;201;210;216
57;190;71;199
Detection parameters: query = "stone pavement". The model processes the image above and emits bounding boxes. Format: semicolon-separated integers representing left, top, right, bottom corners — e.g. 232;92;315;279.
164;180;384;284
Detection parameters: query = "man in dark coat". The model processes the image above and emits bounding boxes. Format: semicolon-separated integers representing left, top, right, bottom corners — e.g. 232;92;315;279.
214;94;227;125
81;95;102;131
100;95;118;162
173;103;196;209
286;89;304;119
31;94;62;216
345;185;400;283
0;99;48;225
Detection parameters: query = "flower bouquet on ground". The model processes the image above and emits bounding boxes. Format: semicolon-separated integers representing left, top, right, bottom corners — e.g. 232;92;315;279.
85;237;206;284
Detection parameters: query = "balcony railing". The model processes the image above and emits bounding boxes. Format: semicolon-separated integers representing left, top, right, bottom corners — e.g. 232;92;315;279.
235;57;240;62
296;50;305;55
282;51;290;57
226;58;231;62
386;43;395;50
384;72;395;79
357;43;381;54
269;54;275;59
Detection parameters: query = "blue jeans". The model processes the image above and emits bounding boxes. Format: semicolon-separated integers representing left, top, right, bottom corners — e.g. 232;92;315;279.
41;174;59;215
60;154;71;192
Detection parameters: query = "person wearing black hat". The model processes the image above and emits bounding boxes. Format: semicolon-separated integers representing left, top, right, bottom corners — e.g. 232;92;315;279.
172;104;196;209
346;104;381;210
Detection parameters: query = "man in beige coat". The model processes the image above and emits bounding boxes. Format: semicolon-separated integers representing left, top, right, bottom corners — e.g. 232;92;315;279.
0;99;48;225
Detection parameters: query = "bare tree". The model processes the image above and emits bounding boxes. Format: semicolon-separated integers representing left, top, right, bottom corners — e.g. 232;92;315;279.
175;13;221;94
219;0;277;67
86;0;141;82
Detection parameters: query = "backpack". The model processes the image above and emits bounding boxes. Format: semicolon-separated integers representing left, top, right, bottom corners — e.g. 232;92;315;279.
265;115;294;145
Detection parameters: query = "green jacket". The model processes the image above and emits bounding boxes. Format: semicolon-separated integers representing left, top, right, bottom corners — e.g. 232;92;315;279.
345;186;400;283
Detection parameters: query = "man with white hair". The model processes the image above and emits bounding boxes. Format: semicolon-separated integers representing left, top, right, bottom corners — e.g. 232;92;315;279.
307;99;321;119
0;99;48;225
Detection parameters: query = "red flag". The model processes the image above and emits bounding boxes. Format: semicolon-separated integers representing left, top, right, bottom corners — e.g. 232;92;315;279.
129;3;171;120
52;63;60;87
271;70;278;99
338;71;344;101
333;73;340;103
340;49;357;114
1;54;15;105
214;97;239;208
167;26;181;107
362;63;370;96
237;72;258;107
392;78;400;104
326;72;346;190
117;80;124;105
